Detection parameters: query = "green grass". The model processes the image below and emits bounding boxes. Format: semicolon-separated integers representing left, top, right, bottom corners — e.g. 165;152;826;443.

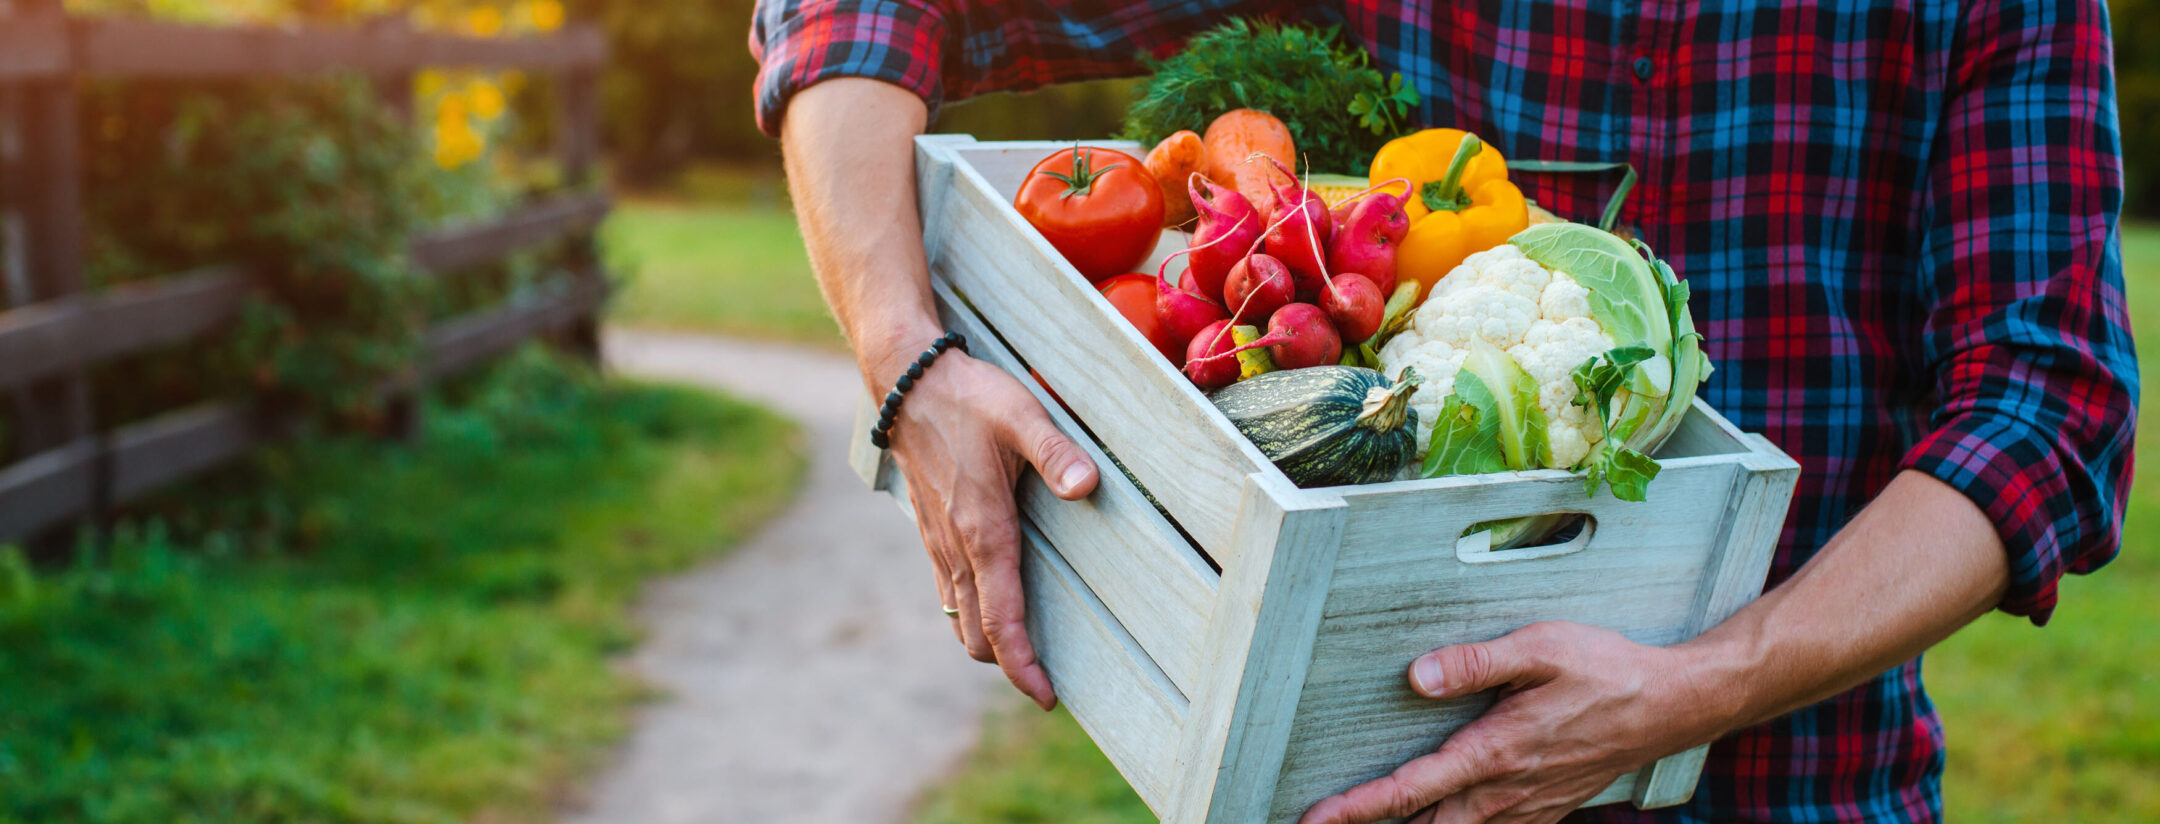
911;227;2160;822
604;181;845;348
0;349;806;824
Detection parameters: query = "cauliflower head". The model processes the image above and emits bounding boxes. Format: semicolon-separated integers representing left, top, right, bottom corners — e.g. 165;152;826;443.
1379;245;1614;468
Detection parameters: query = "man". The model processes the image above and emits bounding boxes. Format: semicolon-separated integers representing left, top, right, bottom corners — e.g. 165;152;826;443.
750;1;2136;821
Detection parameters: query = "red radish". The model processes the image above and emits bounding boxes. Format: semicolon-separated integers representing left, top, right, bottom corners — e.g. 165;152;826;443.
1258;156;1334;302
1256;303;1344;368
1223;253;1295;324
1325;188;1410;294
1182;319;1243;390
1186;175;1262;304
1185;302;1343;374
1320;271;1387;343
1150;235;1232;364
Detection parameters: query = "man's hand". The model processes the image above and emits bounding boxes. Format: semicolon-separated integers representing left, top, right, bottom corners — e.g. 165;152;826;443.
884;349;1098;709
780;78;1099;709
1301;471;2008;824
1299;622;1716;824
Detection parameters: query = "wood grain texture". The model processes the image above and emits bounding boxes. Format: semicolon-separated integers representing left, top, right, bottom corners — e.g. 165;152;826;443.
863;456;1190;812
1264;457;1754;820
1631;431;1801;807
916;136;1279;564
930;278;1218;694
1019;519;1189;812
1167;475;1348;824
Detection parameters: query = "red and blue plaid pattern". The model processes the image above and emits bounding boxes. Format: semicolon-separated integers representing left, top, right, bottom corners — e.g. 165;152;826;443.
752;1;2136;820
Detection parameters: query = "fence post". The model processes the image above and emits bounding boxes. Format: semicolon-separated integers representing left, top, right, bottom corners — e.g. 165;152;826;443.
556;55;604;364
1;0;102;544
372;15;422;442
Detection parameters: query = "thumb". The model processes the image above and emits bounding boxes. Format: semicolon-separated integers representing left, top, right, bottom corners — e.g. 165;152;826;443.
1406;629;1561;699
1000;400;1098;501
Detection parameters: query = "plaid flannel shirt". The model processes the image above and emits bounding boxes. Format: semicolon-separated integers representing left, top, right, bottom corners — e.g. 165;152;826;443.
751;1;2137;820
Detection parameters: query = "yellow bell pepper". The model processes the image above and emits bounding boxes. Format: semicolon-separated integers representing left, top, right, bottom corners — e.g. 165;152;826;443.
1370;130;1529;301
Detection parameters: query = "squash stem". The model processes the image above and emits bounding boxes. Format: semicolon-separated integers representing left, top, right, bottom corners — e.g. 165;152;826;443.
1357;367;1424;432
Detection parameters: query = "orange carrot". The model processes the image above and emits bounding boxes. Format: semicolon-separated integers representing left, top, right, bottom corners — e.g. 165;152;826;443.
1201;109;1296;214
1144;129;1205;228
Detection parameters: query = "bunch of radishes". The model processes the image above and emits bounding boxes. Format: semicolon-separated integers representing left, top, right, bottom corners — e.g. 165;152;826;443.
1149;156;1412;390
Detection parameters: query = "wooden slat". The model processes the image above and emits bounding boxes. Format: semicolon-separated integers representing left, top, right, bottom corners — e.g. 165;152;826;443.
420;275;608;380
0;12;69;79
1631;433;1801;808
925;278;1218;696
916;135;1276;564
410;193;611;275
0;266;249;389
74;19;606;77
107;401;265;501
1168;474;1348;824
0;440;97;540
871;456;1189;814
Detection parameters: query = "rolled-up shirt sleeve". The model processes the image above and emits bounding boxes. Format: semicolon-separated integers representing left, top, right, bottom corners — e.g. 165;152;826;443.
749;0;1291;136
1900;0;2137;625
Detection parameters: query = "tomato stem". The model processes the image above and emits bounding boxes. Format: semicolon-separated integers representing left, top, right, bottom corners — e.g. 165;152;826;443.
1042;144;1122;199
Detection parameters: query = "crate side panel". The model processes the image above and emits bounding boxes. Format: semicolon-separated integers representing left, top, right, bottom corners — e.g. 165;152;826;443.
1263;463;1742;822
1020;519;1187;813
1167;476;1347;824
920;146;1274;562
929;278;1216;695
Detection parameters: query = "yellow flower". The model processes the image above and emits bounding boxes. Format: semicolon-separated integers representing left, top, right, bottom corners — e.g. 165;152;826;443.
437;90;470;123
527;0;565;31
467;6;503;37
468;79;506;120
416;69;448;99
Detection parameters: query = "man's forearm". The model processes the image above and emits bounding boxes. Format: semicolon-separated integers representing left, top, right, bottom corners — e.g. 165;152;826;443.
780;78;942;390
1680;469;2010;733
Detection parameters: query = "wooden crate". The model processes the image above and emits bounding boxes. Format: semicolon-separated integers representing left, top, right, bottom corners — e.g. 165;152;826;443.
848;135;1801;823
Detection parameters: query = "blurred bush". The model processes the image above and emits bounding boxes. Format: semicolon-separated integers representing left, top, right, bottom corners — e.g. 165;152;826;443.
37;1;587;440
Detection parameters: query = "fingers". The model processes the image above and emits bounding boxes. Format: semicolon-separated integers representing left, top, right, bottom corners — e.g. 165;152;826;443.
1298;734;1500;824
974;548;1056;709
947;561;993;662
996;394;1098;501
1408;623;1566;699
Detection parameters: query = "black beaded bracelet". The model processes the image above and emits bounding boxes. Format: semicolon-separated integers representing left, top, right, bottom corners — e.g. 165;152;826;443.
870;332;968;449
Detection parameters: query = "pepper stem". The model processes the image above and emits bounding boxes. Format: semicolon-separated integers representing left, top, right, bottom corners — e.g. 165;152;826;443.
1357;367;1424;433
1419;134;1485;214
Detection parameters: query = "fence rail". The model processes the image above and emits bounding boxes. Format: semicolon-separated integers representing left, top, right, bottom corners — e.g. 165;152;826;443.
0;2;611;542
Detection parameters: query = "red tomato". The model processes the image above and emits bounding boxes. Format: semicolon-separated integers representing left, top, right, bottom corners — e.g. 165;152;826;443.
1014;147;1165;283
1097;273;1179;361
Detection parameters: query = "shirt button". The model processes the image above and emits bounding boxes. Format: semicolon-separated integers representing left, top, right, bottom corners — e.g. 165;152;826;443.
1633;57;1655;80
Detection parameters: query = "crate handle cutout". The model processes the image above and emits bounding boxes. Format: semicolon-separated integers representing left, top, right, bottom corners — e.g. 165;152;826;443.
1455;515;1596;564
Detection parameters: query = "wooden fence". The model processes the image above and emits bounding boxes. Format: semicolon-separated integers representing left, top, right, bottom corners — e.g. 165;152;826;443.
0;1;612;541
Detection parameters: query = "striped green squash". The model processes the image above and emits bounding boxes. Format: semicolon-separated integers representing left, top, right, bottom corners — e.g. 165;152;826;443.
1210;366;1422;488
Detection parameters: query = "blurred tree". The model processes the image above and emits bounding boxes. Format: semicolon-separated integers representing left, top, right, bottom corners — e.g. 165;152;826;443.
569;0;767;185
2116;0;2160;216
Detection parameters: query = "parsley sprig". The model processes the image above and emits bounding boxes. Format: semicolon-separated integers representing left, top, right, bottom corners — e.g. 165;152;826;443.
1119;19;1419;175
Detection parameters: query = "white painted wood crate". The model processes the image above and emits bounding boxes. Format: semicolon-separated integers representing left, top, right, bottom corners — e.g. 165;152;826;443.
848;135;1801;823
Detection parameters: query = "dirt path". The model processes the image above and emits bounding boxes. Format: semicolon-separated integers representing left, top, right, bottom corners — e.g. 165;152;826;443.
564;329;1003;824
